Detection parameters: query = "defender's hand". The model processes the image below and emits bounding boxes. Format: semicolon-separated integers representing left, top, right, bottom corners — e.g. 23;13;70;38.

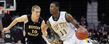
77;26;88;32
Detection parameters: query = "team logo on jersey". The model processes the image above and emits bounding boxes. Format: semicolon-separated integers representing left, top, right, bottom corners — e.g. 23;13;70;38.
29;25;40;30
27;25;40;36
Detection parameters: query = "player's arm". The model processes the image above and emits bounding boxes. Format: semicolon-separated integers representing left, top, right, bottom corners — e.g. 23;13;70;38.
41;20;50;44
65;12;88;32
65;12;80;29
2;15;28;32
41;20;48;37
46;20;53;30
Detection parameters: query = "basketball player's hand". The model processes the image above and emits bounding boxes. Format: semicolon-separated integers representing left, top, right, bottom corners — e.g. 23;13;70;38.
76;26;89;40
2;28;10;33
77;26;88;33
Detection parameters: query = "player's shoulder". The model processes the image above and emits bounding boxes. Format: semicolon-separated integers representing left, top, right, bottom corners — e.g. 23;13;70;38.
60;11;66;13
60;11;70;16
38;17;44;23
59;11;69;14
39;17;43;20
21;15;27;17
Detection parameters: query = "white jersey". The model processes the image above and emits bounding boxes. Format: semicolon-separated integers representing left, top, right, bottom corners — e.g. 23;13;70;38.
49;11;76;41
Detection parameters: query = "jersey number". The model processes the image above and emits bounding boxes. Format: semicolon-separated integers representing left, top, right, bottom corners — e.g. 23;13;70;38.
32;30;37;33
53;23;67;37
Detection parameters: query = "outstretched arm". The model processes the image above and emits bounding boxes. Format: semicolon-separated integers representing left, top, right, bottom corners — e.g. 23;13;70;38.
2;15;28;32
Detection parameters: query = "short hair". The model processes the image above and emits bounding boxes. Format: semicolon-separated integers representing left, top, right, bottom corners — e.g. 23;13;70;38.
51;1;60;8
32;5;41;11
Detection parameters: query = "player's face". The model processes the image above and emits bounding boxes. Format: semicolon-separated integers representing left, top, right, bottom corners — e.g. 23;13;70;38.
32;8;40;22
50;3;58;15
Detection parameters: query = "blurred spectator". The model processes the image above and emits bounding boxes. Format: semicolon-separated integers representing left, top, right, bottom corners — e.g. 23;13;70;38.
80;16;87;28
88;23;109;44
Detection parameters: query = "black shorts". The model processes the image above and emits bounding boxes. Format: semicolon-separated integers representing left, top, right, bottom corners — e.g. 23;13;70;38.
4;33;12;43
11;29;25;44
27;37;47;44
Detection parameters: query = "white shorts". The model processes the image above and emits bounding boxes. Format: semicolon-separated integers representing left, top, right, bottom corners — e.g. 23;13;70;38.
63;33;92;44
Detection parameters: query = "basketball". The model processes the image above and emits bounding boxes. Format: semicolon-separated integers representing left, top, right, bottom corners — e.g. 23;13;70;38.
76;26;89;40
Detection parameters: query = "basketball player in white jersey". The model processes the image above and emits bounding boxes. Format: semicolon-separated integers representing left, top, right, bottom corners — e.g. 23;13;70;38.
47;1;92;44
